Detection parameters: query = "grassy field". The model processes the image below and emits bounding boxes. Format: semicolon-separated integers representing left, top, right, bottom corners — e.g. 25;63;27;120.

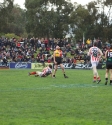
0;69;112;125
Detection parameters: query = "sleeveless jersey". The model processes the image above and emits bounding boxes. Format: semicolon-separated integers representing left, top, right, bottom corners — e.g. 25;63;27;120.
106;49;112;63
42;67;52;76
54;50;62;57
89;47;100;62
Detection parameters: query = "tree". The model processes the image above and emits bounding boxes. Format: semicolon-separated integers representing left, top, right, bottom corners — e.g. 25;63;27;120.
8;5;26;36
70;4;91;40
0;0;13;33
93;0;112;41
25;0;73;38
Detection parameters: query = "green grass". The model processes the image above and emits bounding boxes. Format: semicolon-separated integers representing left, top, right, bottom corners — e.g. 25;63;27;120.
0;69;112;125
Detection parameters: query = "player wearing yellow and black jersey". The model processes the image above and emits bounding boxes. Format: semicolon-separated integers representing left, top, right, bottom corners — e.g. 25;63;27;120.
52;46;68;78
105;45;112;85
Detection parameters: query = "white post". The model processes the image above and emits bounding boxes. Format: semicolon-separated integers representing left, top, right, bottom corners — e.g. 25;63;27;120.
83;32;85;44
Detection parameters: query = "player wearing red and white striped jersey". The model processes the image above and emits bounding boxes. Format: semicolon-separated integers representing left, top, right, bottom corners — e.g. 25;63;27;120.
41;66;52;77
88;42;103;83
89;47;100;62
29;64;52;77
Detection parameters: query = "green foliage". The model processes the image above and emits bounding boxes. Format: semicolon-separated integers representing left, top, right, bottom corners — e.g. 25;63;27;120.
25;0;73;38
0;0;26;36
0;33;5;37
0;0;13;33
10;5;26;36
0;69;112;125
1;0;112;41
24;0;112;41
4;33;20;39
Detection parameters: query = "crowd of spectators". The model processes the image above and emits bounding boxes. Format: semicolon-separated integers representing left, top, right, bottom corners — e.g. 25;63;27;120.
0;36;110;66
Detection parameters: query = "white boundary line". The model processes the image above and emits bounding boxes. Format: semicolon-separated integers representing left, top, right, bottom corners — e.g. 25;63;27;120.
0;83;103;92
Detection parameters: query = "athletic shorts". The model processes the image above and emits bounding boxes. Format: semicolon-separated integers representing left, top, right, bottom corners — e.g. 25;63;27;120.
106;63;112;69
91;61;99;67
36;71;44;77
55;57;62;65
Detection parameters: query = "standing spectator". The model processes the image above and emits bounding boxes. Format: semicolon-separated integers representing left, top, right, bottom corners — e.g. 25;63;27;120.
38;38;41;48
97;38;102;49
35;38;38;51
2;54;8;66
54;38;58;48
88;42;103;83
58;39;63;47
41;38;45;51
0;38;2;47
30;37;35;48
49;38;54;50
44;38;48;50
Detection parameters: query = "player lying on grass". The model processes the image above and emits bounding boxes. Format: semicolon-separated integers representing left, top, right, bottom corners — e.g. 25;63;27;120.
28;64;52;77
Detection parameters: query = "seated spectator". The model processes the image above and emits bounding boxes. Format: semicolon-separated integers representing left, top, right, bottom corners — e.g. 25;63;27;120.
70;49;75;56
75;48;79;55
47;57;51;63
16;41;21;48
